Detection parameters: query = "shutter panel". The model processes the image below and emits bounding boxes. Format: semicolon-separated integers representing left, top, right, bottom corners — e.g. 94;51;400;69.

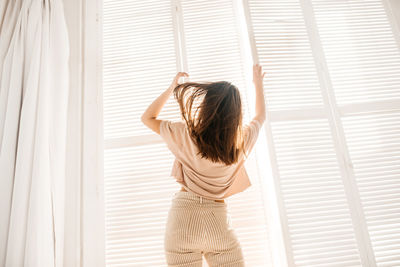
104;144;177;266
271;119;362;266
311;0;400;265
245;0;400;266
244;1;325;112
103;0;180;140
341;112;400;267
244;0;363;266
177;0;273;265
103;1;180;265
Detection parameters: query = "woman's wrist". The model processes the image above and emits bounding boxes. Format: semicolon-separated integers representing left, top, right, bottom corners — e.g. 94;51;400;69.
167;83;177;94
255;84;264;92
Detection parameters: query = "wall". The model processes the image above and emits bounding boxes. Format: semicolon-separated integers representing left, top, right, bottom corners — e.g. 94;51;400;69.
63;0;105;266
63;0;82;266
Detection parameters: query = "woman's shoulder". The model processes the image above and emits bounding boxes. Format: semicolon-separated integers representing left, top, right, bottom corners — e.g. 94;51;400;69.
242;118;263;155
161;119;186;128
159;120;189;154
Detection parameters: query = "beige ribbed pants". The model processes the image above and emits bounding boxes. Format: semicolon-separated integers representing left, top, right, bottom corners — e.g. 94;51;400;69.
164;190;245;267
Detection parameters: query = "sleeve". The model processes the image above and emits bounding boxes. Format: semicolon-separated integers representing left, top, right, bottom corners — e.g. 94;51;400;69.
159;120;185;155
243;118;262;155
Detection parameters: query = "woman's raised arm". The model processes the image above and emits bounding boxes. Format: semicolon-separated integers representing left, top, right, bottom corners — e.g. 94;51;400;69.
252;63;266;124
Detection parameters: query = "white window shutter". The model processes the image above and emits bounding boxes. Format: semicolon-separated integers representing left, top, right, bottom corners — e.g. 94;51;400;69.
103;0;181;266
311;0;400;266
103;0;274;266
244;0;400;266
244;0;363;265
341;112;400;267
103;0;180;141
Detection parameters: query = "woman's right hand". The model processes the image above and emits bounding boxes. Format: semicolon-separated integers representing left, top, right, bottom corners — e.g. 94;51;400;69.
253;63;266;88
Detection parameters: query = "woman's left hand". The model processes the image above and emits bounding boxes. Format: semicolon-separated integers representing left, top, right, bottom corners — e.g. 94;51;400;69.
170;72;189;89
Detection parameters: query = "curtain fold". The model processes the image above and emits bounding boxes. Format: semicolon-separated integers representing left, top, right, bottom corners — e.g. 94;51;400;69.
0;0;69;266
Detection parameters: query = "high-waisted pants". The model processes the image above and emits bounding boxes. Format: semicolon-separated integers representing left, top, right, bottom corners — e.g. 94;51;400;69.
164;190;245;267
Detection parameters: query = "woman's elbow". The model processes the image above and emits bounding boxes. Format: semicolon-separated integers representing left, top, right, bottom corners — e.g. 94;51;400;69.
141;114;157;128
141;114;148;125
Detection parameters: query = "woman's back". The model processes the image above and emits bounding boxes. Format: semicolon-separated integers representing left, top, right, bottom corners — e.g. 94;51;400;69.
159;118;262;200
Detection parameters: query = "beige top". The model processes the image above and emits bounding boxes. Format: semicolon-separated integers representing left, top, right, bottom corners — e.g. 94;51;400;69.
159;119;262;200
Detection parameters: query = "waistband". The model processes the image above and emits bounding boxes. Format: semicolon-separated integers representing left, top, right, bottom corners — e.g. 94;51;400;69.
173;190;226;206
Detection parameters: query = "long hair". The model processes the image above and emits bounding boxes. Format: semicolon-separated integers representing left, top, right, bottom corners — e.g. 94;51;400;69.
173;81;247;165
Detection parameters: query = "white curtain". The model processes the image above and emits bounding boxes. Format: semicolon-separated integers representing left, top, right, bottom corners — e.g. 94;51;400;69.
0;0;69;266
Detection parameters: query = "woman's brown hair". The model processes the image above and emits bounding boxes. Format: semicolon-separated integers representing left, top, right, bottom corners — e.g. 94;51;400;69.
173;81;247;165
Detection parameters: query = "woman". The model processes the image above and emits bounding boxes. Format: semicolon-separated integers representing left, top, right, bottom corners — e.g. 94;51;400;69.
141;64;266;267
